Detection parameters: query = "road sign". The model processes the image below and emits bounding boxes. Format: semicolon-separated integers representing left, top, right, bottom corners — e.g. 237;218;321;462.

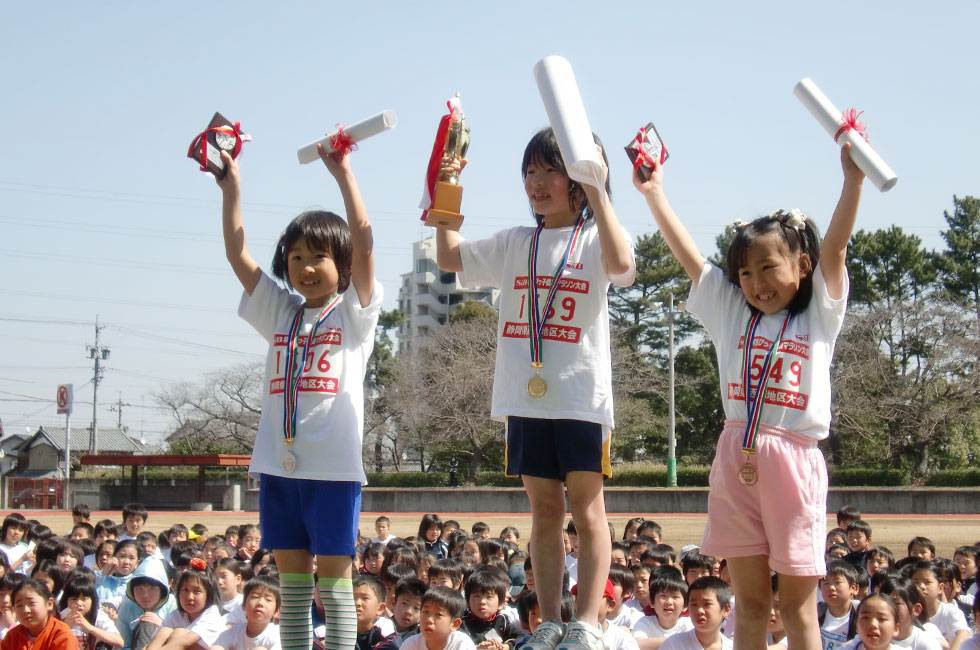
56;384;73;415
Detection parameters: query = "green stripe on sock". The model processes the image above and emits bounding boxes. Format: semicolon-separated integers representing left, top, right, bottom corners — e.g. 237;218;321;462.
319;579;357;650
278;572;314;650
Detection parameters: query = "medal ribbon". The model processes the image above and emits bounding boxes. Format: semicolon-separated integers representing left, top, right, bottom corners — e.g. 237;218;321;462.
282;294;343;445
186;121;252;172
740;311;792;452
526;217;586;366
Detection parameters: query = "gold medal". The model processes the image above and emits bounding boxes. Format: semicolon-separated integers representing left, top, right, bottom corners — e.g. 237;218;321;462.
737;460;758;486
527;373;547;398
282;449;297;474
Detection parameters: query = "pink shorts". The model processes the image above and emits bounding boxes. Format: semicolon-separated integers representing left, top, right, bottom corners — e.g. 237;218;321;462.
701;420;828;577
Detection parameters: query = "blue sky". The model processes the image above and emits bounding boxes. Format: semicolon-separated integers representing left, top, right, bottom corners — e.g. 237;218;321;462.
1;2;977;444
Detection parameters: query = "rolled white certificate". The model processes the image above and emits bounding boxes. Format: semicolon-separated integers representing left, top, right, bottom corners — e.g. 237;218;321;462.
297;110;397;164
533;56;604;190
793;78;897;192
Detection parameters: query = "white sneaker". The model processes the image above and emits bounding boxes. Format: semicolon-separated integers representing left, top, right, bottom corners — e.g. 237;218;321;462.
523;620;565;650
556;621;604;650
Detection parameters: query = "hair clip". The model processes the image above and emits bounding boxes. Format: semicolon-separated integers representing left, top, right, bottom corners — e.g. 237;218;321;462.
768;209;807;231
189;557;208;571
732;219;748;230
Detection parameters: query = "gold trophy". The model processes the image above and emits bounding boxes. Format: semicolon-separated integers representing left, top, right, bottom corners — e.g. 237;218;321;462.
424;94;470;231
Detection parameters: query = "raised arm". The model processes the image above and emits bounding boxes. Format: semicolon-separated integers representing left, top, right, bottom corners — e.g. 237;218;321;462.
317;144;374;307
820;143;865;300
217;151;262;295
434;155;465;273
583;146;634;278
633;160;706;284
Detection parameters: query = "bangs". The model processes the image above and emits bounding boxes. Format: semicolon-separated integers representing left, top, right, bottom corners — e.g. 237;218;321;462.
521;129;566;178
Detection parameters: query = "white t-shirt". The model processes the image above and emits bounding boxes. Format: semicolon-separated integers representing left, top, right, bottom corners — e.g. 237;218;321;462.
633;615;693;639
371;535;395;544
400;629;476;650
240;272;382;482
0;543;28;570
459;221;635;427
660;629;733;650
221;593;243;615
893;625;943;650
820;610;851;650
161;605;226;647
928;602;970;642
608;606;644;630
686;263;848;440
377;615;396;637
213;621;281;650
604;622;640;650
839;640;899;650
224;605;246;627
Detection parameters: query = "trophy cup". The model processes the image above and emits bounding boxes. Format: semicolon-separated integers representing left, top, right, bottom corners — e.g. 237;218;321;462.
423;94;470;231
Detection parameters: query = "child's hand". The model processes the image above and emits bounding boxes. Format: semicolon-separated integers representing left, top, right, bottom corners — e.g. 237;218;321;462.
840;142;865;186
317;143;352;178
102;605;119;622
437;155;467;182
632;157;664;197
476;640;505;650
216;151;242;194
140;612;162;626
237;547;253;560
103;556;119;576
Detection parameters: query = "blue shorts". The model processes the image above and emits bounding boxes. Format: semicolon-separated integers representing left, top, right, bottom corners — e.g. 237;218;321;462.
505;417;611;481
259;474;361;556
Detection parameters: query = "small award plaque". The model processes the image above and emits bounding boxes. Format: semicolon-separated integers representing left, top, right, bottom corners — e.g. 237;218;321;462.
187;112;247;180
625;122;668;182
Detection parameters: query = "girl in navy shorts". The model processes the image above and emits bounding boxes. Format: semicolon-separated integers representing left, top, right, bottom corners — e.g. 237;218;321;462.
436;128;635;650
635;143;866;650
215;140;382;650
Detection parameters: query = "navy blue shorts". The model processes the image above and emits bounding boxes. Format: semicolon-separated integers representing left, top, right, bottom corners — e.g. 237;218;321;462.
259;474;360;556
505;417;611;481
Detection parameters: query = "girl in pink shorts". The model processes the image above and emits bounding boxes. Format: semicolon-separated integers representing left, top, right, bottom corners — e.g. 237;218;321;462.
634;143;866;650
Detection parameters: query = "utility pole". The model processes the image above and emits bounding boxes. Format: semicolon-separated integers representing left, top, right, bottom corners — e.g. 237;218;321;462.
108;394;133;429
661;295;686;488
86;316;110;453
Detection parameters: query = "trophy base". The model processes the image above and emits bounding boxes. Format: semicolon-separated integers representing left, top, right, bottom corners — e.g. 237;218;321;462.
424;182;465;231
425;209;464;231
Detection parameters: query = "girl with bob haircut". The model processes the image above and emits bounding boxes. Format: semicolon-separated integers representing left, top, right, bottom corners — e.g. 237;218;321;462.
145;561;224;650
59;577;124;649
637;133;866;650
436;126;635;650
417;515;448;560
216;136;381;650
3;578;75;650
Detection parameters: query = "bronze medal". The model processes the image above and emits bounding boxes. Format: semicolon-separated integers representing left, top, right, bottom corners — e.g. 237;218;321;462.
737;460;758;486
527;373;547;398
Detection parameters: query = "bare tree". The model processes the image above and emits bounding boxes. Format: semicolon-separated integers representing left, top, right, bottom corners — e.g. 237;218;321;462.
388;307;502;479
831;299;980;474
157;361;262;453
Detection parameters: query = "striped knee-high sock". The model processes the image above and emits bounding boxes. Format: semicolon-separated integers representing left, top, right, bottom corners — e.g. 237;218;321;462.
279;572;315;650
319;577;357;649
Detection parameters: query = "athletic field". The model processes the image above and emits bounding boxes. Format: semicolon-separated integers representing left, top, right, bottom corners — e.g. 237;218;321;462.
21;510;979;559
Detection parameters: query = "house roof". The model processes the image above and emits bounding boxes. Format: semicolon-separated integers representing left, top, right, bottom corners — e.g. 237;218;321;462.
32;426;150;455
0;435;29;454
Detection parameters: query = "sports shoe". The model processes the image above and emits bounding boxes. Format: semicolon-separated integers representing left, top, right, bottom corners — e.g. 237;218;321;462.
523;620;565;650
556;620;604;650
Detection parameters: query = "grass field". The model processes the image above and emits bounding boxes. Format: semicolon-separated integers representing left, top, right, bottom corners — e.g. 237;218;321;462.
19;509;979;560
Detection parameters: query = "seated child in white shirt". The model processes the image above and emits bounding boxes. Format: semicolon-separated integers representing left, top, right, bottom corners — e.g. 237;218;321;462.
211;575;281;650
